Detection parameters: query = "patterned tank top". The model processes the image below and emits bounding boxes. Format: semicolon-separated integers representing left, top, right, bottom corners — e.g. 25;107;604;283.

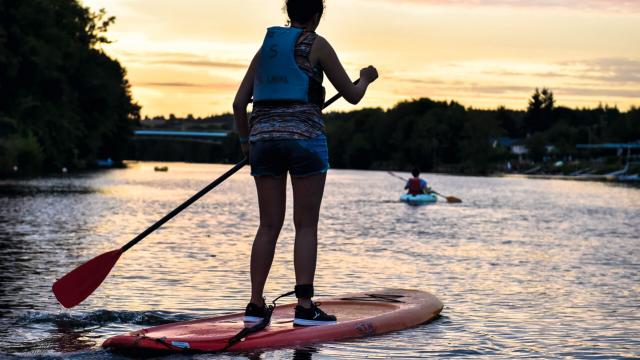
249;31;325;141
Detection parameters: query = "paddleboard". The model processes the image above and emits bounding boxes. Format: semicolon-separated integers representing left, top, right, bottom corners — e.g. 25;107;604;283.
103;288;443;354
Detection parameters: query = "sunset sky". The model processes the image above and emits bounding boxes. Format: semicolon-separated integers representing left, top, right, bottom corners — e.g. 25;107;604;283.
80;0;640;117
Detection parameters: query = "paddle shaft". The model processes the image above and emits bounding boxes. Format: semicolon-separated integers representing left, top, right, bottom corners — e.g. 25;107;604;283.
121;159;247;252
323;79;360;108
388;171;408;182
121;80;359;253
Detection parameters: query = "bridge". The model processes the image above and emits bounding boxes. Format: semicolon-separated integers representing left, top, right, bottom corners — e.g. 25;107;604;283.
132;130;231;144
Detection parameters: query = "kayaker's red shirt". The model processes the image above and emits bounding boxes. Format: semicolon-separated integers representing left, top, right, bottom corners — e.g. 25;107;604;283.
405;178;427;195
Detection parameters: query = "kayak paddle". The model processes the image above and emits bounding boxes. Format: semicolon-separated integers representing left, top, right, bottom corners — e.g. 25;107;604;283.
53;83;355;308
387;171;407;182
387;171;462;203
431;190;462;204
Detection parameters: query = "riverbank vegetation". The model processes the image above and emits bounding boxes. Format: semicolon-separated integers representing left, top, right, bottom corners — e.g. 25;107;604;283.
324;91;640;175
135;91;639;176
0;0;139;177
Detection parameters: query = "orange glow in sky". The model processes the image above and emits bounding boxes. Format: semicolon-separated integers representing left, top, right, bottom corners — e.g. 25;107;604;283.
81;0;640;116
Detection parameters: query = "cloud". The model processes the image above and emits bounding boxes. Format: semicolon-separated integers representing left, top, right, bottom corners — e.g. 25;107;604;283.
119;51;246;70
370;0;640;12
464;85;640;99
137;81;236;91
384;57;640;110
464;84;533;94
481;58;640;84
562;58;640;84
554;87;640;98
148;59;245;69
138;82;207;88
484;70;571;79
384;76;453;85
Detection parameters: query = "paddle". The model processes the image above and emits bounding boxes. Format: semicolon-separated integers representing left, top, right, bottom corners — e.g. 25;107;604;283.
430;190;462;204
387;171;462;203
53;83;356;308
52;159;248;308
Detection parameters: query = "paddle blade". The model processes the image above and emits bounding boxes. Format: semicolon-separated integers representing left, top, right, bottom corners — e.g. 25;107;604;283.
52;248;123;308
446;196;462;203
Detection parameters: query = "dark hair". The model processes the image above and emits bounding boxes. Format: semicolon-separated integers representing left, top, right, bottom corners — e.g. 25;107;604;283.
411;168;420;177
286;0;325;24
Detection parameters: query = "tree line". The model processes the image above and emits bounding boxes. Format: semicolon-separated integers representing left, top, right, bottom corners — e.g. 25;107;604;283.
137;92;638;175
0;0;139;176
323;90;639;174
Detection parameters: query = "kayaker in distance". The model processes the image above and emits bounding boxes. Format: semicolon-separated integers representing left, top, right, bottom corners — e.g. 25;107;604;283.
405;168;431;195
233;0;378;326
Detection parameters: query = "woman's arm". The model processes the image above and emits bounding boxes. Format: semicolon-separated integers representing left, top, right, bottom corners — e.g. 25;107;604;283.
233;51;260;154
314;36;378;104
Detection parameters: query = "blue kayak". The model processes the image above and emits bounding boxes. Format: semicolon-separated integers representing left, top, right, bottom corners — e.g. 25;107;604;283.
400;193;438;205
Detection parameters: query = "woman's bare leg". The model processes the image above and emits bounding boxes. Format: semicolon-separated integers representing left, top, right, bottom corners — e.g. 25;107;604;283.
291;172;326;308
250;175;287;306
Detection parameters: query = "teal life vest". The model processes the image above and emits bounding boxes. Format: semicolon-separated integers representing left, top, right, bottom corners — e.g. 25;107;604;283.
253;27;310;103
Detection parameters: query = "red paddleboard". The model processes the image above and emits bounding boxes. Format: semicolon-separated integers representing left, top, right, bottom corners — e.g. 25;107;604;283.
102;289;443;354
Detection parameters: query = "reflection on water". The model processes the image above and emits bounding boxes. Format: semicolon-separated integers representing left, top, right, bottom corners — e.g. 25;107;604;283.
0;162;639;359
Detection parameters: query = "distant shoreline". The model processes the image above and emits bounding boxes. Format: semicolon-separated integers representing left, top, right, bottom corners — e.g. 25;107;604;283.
3;160;639;185
498;173;640;184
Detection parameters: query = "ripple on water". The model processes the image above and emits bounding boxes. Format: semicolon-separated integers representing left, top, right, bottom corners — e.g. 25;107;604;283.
0;164;639;359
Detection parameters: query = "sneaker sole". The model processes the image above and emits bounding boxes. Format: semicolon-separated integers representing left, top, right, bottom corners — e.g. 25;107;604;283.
292;318;337;326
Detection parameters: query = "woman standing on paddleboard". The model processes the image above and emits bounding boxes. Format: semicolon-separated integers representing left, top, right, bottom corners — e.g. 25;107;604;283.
233;0;377;326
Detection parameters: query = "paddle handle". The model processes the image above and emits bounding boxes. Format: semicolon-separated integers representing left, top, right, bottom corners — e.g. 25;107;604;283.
121;158;248;252
323;79;360;108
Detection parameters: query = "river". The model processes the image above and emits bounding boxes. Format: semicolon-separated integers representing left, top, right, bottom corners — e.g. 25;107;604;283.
1;162;638;359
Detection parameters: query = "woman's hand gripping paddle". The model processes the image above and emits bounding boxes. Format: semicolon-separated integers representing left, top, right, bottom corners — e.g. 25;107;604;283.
53;82;357;308
388;171;462;203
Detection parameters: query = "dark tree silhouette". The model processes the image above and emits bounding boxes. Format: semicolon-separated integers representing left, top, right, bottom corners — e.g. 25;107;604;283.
524;88;555;134
0;0;139;176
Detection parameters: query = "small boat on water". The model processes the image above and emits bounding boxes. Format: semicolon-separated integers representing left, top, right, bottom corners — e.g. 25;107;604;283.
154;166;169;172
400;193;438;205
96;158;114;168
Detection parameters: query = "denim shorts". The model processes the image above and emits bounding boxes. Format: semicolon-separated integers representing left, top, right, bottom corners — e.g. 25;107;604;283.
250;134;329;177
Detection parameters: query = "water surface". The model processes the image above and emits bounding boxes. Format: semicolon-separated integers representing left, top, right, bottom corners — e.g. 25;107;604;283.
1;162;639;359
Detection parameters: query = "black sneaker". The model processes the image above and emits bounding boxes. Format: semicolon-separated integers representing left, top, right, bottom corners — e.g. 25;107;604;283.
293;303;337;326
243;302;269;323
